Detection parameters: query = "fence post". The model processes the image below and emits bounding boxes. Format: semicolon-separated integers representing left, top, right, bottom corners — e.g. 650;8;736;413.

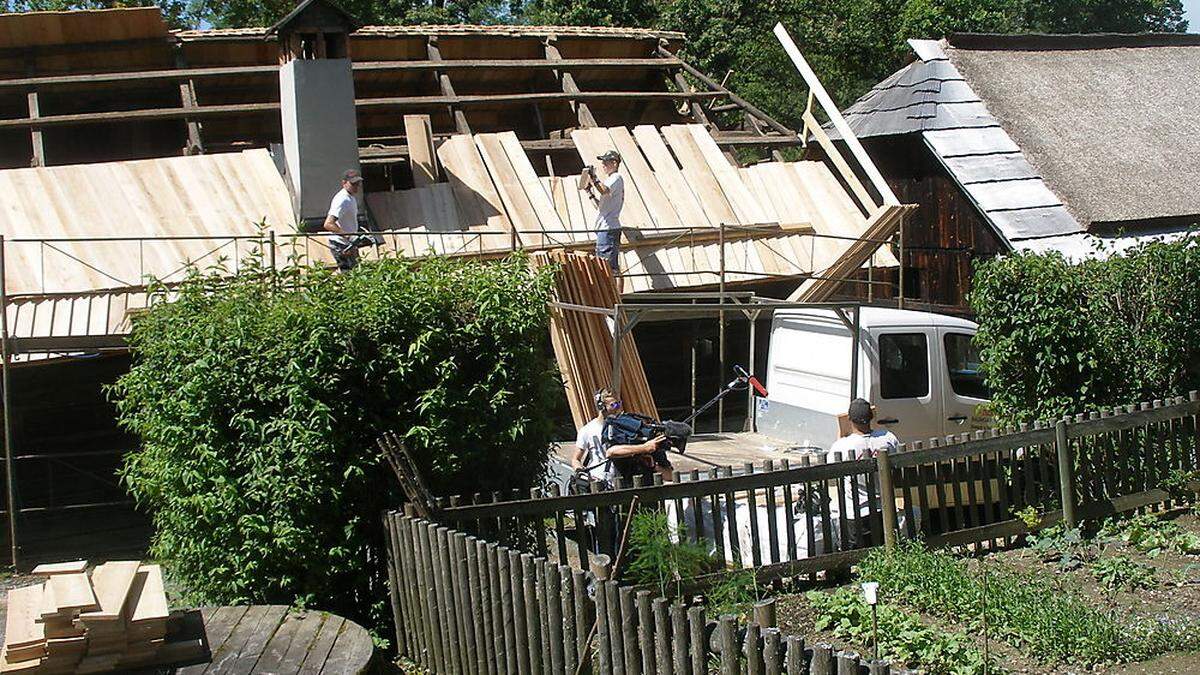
753;599;777;628
875;450;898;549
1191;391;1199;472
1055;419;1078;530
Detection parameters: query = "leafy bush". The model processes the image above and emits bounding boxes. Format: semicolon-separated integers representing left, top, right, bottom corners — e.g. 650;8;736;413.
1089;556;1155;592
112;253;561;631
1027;524;1094;571
808;587;992;675
1099;514;1200;557
971;236;1200;423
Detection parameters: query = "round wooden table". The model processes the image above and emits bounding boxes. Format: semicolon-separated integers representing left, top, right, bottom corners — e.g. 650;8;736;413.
176;605;375;674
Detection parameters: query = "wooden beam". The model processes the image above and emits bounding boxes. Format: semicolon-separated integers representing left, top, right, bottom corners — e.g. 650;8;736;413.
26;92;43;167
787;204;913;302
174;47;204;156
427;36;470;135
545;36;597;128
0;92;726;130
0;58;684;91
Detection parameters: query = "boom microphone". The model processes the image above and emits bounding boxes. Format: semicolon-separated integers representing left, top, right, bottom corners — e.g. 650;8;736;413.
734;365;769;397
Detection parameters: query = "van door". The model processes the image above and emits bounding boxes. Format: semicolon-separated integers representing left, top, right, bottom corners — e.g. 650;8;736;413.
938;329;993;436
870;329;944;443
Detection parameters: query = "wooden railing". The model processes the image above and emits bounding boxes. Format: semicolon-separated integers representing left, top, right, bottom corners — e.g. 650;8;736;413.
436;393;1200;579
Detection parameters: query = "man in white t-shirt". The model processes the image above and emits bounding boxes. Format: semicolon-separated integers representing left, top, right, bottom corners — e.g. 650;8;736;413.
572;388;661;487
323;169;363;272
831;398;899;548
581;151;625;285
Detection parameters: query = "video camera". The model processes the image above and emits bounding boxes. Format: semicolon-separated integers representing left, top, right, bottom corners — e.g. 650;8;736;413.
602;413;693;481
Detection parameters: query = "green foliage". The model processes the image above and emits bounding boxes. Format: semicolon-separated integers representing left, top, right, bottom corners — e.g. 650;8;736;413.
1089;555;1156;591
112;252;560;631
626;511;715;597
808;586;993;675
972;236;1200;423
705;568;760;617
1099;514;1200;558
1014;505;1041;532
1161;469;1200;502
1027;524;1094;571
861;542;1128;665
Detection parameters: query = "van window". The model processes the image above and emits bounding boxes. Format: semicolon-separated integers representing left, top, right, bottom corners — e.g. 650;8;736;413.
879;333;929;399
944;333;991;400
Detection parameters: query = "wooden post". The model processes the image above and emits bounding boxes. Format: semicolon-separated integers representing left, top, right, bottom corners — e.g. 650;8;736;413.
606;582;626;675
26;91;44;166
718;223;727;433
572;569;590;666
784;636;805;675
595;580;613;675
545;36;597;128
876;449;898;549
417;522;445;672
510;550;530;675
745;624;763;675
752;599;777;629
499;549;517;675
1055;419;1077;530
718;615;739;675
383;515;407;656
836;651;860;675
1191;391;1199;472
427;36;470;134
489;545;508;675
810;643;834;675
653;598;673;675
763;629;782;675
561;566;578;675
522;554;543;675
547;564;566;675
466;538;488;673
670;603;689;675
687;606;706;675
627;587;645;675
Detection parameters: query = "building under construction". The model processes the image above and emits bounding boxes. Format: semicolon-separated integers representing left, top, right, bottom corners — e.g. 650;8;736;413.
0;1;910;567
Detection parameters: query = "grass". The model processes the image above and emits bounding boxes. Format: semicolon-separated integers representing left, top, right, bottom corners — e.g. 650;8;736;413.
858;541;1200;666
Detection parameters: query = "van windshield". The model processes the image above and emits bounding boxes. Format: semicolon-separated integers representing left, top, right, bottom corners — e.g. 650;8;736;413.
944;332;991;400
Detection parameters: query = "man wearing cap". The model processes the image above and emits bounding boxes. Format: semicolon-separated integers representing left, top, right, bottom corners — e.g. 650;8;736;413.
581;150;625;285
831;398;899;548
323;169;364;272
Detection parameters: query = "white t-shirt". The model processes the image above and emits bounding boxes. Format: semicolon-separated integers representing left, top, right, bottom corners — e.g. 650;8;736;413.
327;188;359;246
593;173;624;231
829;429;900;458
575;417;611;482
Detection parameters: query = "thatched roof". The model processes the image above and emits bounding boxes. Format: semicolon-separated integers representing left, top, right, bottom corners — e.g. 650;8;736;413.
838;33;1200;251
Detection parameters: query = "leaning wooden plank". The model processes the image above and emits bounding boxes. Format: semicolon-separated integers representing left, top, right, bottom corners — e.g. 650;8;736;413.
437;134;511;238
497;131;566;241
631;125;710;228
685;124;771;225
660;125;737;227
79;561;141;622
403;114;440;187
788;204;910;302
608;126;682;230
4;585;45;650
128;565;169;631
475;132;542;246
30;562;87;577
571;128;654;228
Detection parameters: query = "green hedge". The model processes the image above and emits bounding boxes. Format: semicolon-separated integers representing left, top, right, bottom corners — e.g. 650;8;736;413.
112;253;560;632
970;234;1200;423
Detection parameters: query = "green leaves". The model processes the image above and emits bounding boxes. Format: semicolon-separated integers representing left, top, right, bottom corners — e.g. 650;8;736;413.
111;252;560;634
971;235;1200;424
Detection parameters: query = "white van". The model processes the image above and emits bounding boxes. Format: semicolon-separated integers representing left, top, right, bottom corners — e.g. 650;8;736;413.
755;307;992;450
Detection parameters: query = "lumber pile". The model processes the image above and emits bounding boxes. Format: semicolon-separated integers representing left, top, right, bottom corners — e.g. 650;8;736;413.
531;250;658;427
2;560;178;674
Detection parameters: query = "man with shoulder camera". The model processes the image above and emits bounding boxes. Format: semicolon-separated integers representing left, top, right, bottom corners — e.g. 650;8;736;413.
573;388;663;487
581;150;625;288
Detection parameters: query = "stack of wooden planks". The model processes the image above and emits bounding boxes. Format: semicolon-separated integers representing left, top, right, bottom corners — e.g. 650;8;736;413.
531;250;658;427
2;560;178;674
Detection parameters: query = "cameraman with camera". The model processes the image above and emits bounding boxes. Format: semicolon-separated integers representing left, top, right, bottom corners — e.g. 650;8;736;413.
581;150;625;288
573;388;664;488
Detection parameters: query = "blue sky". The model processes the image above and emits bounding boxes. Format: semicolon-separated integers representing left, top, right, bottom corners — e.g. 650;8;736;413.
1187;0;1200;30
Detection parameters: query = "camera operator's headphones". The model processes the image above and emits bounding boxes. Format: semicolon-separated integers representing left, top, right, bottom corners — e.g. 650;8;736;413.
593;388;613;412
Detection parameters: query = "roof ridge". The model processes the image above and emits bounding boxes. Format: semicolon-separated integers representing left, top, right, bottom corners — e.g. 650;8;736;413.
947;32;1200;51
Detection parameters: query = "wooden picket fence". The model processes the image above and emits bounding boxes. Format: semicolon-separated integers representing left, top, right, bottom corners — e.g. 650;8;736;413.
383;393;1200;673
433;393;1200;578
383;512;912;674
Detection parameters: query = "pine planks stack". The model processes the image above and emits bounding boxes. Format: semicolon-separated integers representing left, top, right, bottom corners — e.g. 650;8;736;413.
531;250;658;427
2;561;178;674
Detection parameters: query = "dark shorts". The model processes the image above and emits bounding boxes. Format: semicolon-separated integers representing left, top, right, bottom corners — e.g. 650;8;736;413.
328;240;359;271
595;229;620;272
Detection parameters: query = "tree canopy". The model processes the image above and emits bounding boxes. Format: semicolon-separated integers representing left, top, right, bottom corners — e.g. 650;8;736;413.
6;0;1181;127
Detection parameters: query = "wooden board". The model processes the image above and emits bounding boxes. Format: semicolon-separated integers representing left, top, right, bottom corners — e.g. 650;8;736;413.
41;573;97;618
4;585;45;650
30;562;87;577
630;125;711;228
475;132;542;246
80;560;140;622
435;134;510;238
608;126;682;230
129;565;169;629
570;128;654;228
497;131;567;241
403;115;440;187
686;124;771;225
660;125;738;227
